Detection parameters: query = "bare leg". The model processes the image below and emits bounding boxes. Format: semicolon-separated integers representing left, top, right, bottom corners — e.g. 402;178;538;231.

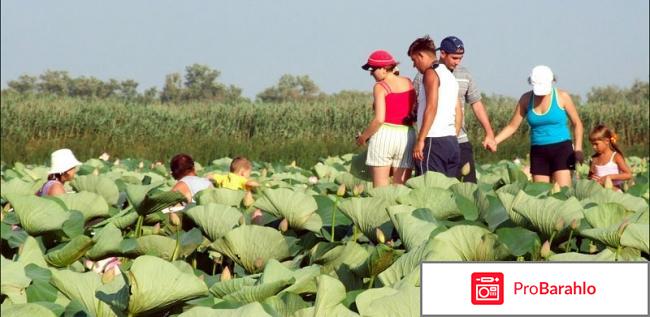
551;169;572;187
532;175;551;183
391;167;412;185
370;166;391;188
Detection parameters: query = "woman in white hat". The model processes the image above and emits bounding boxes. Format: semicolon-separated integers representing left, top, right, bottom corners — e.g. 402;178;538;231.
36;148;82;196
494;65;584;187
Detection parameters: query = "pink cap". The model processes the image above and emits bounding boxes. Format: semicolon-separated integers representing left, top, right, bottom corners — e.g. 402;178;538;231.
362;50;397;70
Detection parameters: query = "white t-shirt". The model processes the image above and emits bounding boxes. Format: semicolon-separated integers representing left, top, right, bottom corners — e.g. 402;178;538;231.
416;63;459;137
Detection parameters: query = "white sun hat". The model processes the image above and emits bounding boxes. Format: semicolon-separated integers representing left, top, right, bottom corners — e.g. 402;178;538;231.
529;65;554;96
49;148;82;174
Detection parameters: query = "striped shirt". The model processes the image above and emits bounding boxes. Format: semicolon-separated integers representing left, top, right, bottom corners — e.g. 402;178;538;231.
452;65;482;143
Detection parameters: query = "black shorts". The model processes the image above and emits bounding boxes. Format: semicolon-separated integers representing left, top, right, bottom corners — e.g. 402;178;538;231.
456;141;477;183
414;136;460;178
530;140;575;176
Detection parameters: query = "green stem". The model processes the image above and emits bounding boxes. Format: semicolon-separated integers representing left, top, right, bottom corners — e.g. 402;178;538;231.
368;275;375;289
212;262;217;276
330;197;338;242
171;229;181;262
564;230;574;253
353;225;359;242
135;215;144;238
549;231;557;247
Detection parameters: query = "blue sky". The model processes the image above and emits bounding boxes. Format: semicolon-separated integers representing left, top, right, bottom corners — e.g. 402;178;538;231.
2;0;648;99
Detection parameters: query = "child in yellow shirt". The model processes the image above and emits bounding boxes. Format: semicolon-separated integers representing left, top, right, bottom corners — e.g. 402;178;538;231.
211;156;260;190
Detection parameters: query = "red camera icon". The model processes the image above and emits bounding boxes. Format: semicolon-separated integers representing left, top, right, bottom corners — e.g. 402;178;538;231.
471;272;504;305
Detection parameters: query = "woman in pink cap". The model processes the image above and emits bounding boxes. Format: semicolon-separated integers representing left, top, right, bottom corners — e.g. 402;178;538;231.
36;148;82;196
357;50;416;187
494;65;584;187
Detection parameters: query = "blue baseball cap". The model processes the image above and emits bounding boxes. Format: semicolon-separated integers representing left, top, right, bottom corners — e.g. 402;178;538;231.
437;36;465;53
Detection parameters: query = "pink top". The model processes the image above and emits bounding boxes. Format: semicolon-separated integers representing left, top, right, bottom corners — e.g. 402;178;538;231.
593;152;623;186
378;81;415;126
36;180;60;197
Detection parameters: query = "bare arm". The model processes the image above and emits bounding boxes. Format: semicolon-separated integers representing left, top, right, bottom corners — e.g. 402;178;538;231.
48;182;66;196
470;100;496;141
610;153;633;182
357;83;387;146
413;68;439;161
558;90;584;154
171;181;192;203
494;94;528;145
455;97;462;136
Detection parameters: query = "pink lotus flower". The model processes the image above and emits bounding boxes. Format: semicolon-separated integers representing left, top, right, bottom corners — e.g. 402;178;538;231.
85;257;122;275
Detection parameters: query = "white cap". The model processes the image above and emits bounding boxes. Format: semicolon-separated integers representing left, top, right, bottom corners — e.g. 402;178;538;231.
49;148;82;174
529;65;554;96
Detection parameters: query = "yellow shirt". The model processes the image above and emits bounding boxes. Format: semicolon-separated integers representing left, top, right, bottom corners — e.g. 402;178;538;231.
212;173;248;190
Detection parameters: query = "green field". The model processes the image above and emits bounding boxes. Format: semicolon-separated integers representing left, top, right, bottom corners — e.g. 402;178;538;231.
1;93;648;167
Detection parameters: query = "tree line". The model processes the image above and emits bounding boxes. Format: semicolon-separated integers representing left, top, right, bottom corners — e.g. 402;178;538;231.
3;64;648;106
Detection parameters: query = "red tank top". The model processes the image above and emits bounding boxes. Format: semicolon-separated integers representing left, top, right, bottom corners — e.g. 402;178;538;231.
379;81;415;126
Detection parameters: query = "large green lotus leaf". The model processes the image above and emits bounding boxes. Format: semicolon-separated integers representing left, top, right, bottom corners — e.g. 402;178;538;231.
222;278;293;304
209;225;292;274
405;171;459;189
386;205;417;232
95;271;130;315
428;225;510;261
1;178;40;200
123;183;161;209
313;162;342;182
334;172;369;189
390;209;439;251
367;185;412;205
58;191;111;221
314;195;353;227
127;255;208;315
356;285;420;317
548;248;617;261
378;239;434;287
631;209;649;224
574;179;606;200
7;194;70;235
44;235;94;268
253;188;322;232
136;190;186;216
17;236;47;268
496;227;541;257
86;223;123;260
396;187;460;220
307;274;359;317
0;303;58;317
124;235;176;260
49;269;116;317
178;303;272;317
195;188;245;207
366;244;402;278
495;191;529;227
349;150;372;181
583;203;633;228
337;197;392;243
1;256;31;304
621;223;649;253
580;225;625;248
450;182;490;221
185;203;242;241
209;276;258;298
109;210;139;230
483;195;511;231
263;292;311;317
310;241;369;275
511;191;584;238
583;191;648;214
70;175;120;206
260;259;320;295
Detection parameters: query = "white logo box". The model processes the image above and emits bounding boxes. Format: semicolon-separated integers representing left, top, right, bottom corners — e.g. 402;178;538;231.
421;262;648;316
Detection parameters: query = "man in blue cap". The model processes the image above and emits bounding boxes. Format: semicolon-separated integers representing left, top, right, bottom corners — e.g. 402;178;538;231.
437;36;496;183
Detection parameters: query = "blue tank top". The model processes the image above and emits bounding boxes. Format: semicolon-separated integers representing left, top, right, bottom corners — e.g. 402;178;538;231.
526;88;571;145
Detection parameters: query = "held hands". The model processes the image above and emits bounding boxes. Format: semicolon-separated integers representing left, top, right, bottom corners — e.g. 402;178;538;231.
413;140;425;161
356;132;368;146
574;150;584;165
482;136;497;153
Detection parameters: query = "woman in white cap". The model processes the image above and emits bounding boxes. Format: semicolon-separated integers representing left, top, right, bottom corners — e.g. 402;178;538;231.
494;65;584;187
36;148;82;196
357;49;416;187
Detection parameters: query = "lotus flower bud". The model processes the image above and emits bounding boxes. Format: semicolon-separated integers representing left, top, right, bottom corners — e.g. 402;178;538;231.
290;160;297;168
0;212;4;222
551;182;561;194
198;274;205;281
138;161;144;169
221;266;232;281
308;176;318;185
169;212;181;227
261;168;267;178
541;240;551;258
375;228;386;244
113;159;120;166
84;259;95;270
254;257;265;270
554;217;565;232
102;267;116;284
461;162;471;177
604;176;614;190
3;203;11;212
617;219;630;236
278;218;289;232
99;152;110;161
152;222;161;235
243;191;254;207
513;158;521;165
92;168;100;176
239;215;246;226
588;242;598;253
570;218;579;230
353;184;365;197
622;181;629;192
337;184;346;197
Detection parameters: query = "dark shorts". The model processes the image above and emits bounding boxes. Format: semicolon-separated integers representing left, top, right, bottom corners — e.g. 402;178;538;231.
530;140;575;176
414;136;460;178
456;141;477;183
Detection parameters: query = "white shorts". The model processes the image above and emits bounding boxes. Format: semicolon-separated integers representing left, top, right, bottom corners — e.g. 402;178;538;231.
366;124;416;168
